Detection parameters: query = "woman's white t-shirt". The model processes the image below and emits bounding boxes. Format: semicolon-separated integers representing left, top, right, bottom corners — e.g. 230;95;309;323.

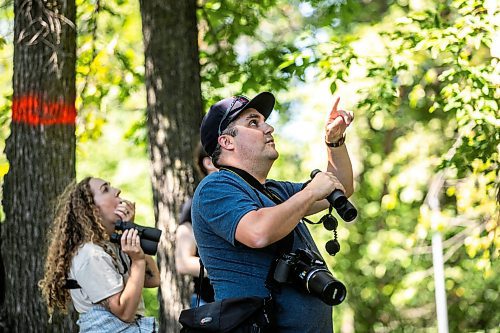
68;242;145;315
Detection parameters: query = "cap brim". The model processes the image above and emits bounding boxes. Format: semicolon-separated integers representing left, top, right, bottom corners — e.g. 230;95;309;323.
241;92;275;119
226;92;276;125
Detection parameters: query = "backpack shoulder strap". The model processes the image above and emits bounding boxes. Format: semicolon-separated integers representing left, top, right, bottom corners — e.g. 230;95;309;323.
64;279;81;289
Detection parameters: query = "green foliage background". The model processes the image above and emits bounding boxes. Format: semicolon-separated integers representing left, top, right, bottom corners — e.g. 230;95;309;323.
1;0;498;331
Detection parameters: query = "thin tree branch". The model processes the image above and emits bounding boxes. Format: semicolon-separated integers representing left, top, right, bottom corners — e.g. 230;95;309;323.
78;0;101;106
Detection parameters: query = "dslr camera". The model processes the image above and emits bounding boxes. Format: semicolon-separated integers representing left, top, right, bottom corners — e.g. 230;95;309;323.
110;220;162;256
272;248;346;306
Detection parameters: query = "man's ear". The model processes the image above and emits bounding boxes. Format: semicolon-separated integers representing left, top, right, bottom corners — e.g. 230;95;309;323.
218;134;234;151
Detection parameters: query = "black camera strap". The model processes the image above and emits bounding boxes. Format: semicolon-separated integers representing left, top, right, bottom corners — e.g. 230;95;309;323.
219;166;283;203
195;258;205;307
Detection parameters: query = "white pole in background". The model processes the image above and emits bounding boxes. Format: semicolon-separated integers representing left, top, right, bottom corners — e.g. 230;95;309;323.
426;172;449;333
425;126;469;333
432;231;449;333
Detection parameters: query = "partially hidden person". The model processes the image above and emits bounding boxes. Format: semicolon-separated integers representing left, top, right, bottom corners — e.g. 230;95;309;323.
175;143;217;307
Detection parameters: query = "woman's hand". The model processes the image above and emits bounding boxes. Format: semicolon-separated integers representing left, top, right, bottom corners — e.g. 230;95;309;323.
115;199;136;222
120;229;145;262
103;229;146;322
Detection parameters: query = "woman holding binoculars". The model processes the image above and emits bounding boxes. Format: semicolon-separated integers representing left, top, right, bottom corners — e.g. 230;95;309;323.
39;177;160;332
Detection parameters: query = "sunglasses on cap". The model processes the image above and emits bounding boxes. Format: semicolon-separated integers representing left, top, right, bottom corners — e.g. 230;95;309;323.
217;95;249;136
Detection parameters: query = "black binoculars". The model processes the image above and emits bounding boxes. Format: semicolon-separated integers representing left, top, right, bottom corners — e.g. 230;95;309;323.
310;169;357;222
110;221;162;255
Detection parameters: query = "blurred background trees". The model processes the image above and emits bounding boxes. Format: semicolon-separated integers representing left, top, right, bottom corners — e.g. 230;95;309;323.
0;0;498;332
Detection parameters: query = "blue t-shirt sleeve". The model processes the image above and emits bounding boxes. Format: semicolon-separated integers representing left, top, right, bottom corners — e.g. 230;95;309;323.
196;177;261;246
282;181;303;196
266;180;303;200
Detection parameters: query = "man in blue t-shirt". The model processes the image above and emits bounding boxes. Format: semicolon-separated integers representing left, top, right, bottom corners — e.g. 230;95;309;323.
192;92;354;333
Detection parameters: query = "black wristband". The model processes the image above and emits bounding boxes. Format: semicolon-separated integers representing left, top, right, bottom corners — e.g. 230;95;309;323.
325;134;346;147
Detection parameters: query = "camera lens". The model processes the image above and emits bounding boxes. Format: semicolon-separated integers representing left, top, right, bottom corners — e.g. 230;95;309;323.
322;279;347;305
306;268;347;306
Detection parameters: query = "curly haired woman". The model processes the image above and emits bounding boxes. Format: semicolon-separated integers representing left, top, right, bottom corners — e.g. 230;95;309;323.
39;177;160;332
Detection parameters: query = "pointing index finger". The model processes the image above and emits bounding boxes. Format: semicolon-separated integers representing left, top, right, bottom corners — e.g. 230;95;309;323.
332;97;340;112
328;97;341;121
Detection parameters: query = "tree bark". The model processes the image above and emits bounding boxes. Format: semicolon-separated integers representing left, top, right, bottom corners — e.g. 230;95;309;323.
139;0;203;331
1;0;77;332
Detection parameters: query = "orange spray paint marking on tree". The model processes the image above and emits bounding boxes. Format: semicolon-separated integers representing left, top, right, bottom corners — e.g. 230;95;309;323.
12;94;76;125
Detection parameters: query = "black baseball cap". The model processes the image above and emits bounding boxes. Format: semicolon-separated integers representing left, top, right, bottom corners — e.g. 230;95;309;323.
200;92;275;156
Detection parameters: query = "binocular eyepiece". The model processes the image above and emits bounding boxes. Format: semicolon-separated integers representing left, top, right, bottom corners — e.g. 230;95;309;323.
310;169;357;222
110;221;162;256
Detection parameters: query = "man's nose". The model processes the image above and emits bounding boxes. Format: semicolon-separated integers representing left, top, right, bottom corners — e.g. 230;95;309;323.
264;123;274;134
115;188;121;197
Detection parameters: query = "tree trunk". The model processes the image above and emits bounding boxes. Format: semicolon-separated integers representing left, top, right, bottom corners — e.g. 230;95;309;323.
139;1;203;332
1;0;77;332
